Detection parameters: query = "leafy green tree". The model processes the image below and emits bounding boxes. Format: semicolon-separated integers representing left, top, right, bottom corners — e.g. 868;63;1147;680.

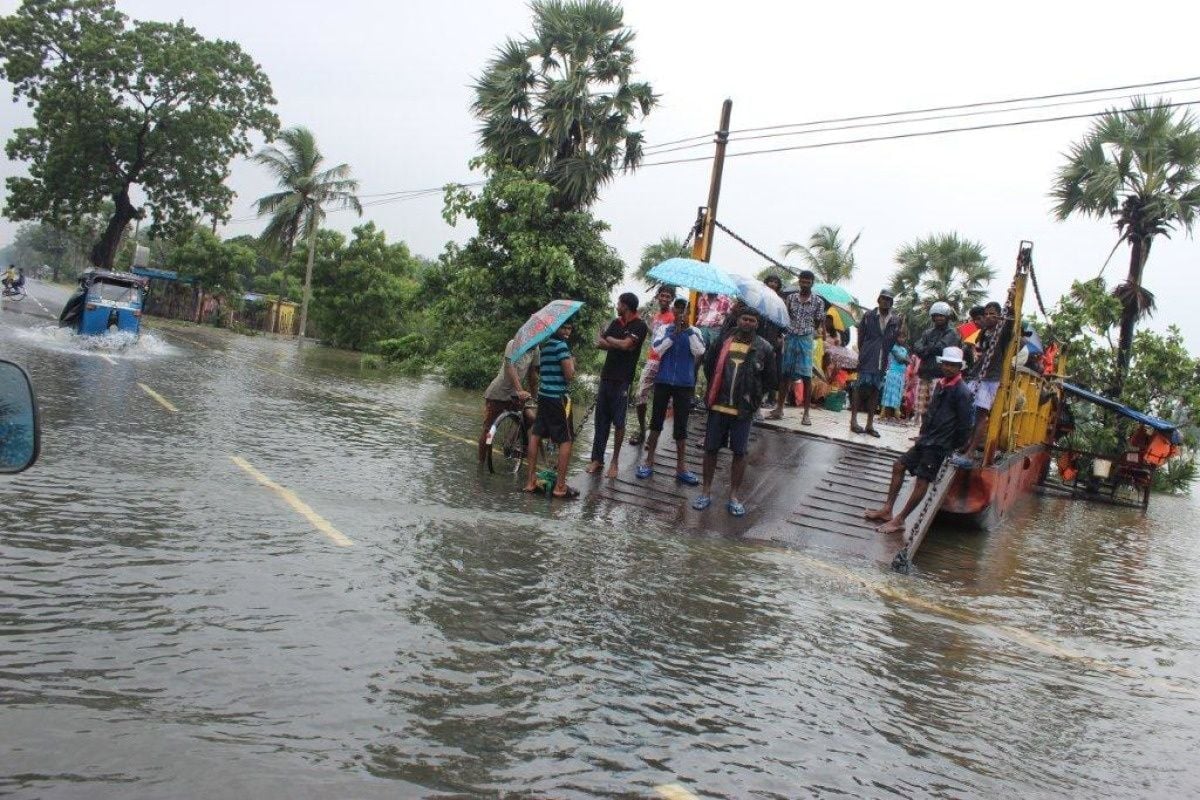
439;165;626;387
471;0;656;210
168;228;256;300
0;0;278;269
890;232;995;336
223;234;280;293
634;234;686;288
309;223;419;351
1051;97;1200;395
252;126;362;338
780;224;861;284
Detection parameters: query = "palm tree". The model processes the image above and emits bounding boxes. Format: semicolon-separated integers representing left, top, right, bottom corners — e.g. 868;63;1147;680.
471;0;657;210
253;126;362;338
780;224;861;284
1051;97;1200;395
634;234;686;289
891;233;996;334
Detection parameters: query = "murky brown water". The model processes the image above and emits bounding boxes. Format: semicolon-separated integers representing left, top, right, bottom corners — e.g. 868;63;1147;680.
2;282;1198;798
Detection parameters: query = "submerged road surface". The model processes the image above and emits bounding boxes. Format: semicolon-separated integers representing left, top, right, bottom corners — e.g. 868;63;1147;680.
2;280;1199;798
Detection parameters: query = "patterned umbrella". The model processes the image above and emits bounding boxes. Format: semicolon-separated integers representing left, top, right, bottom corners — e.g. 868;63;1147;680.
647;257;739;296
509;299;584;361
731;275;789;329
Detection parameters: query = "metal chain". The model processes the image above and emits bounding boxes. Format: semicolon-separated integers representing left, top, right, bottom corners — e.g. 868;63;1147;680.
1027;260;1050;318
712;220;797;275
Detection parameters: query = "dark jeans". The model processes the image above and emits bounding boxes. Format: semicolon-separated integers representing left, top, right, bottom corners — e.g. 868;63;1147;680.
649;383;695;440
589;380;630;463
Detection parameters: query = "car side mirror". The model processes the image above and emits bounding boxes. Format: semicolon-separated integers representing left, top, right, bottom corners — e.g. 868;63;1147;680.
0;359;40;474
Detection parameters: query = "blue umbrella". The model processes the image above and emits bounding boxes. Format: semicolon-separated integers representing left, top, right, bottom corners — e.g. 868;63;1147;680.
509;299;584;361
731;275;789;329
647;257;739;296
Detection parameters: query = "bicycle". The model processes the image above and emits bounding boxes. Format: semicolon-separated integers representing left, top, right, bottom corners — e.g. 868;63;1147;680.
485;395;571;474
1;284;27;301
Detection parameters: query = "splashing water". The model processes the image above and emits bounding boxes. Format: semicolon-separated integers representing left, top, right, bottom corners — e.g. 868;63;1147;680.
8;324;178;360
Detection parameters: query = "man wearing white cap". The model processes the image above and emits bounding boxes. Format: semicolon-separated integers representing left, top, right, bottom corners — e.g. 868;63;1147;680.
865;346;973;535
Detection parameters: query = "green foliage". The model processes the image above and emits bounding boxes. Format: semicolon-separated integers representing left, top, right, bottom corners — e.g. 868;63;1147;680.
890;232;996;337
471;0;656;210
1152;453;1196;494
781;224;861;284
0;0;279;267
634;234;687;289
755;265;793;284
438;165;625;387
168;228;254;300
307;222;418;351
1051;97;1200;391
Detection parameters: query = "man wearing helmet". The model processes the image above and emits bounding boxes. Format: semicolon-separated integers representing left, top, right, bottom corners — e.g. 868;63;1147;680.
910;301;962;423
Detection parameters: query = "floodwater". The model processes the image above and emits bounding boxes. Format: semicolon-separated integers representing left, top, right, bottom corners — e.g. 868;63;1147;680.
2;281;1198;799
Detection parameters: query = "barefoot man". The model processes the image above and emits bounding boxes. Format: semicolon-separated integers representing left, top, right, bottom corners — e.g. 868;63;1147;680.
586;292;649;478
866;346;973;534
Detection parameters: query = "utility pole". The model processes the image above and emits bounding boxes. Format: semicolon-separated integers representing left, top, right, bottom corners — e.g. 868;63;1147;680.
690;98;733;264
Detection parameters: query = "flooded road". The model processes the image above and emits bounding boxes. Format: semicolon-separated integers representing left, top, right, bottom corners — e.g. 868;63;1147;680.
2;281;1198;798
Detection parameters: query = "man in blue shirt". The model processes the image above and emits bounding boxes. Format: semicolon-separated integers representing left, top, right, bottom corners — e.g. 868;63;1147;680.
637;298;705;485
523;321;578;499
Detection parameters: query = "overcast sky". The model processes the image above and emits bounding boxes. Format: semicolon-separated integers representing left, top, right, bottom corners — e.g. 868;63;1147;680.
3;0;1199;348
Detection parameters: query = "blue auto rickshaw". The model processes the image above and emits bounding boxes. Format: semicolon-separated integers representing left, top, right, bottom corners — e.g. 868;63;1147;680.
59;270;149;338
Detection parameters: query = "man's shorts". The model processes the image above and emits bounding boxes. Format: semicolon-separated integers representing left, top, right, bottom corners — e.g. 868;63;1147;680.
704;410;752;457
855;371;885;390
532;395;573;444
969;379;1000;411
782;333;814;380
636;359;660;405
899;443;948;482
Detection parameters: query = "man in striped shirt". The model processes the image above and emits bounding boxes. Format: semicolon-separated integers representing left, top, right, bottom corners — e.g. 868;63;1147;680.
523;321;579;499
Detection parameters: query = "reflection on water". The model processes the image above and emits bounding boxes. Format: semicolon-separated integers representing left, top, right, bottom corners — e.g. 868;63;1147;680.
1;319;1198;798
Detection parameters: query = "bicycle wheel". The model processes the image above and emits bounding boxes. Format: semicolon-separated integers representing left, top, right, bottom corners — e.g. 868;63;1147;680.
486;411;528;474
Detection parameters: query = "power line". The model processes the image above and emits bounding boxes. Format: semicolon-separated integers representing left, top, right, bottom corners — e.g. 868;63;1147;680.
638;100;1200;169
724;73;1200;136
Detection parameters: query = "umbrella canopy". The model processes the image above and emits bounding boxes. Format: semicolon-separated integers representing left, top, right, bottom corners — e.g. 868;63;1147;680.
731;275;789;329
509;299;583;361
825;302;857;331
647;258;739;296
812;282;857;307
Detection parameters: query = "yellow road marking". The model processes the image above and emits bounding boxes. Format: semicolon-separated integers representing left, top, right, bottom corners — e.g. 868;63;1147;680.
138;382;178;412
655;785;700;800
99;354;117;365
229;456;353;547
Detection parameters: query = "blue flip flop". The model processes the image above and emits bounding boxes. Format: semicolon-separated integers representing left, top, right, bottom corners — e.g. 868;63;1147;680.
676;470;700;486
727;500;746;517
691;494;712;511
635;464;654;479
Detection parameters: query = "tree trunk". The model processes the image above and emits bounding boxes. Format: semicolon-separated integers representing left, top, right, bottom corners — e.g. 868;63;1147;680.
1113;235;1150;398
297;223;317;339
89;187;137;269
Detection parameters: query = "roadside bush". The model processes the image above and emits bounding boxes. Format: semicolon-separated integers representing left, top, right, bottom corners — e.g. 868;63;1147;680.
376;333;431;362
438;331;507;389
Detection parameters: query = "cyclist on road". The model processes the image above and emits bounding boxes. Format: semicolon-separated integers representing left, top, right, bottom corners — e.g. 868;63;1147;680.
1;265;16;292
479;337;540;464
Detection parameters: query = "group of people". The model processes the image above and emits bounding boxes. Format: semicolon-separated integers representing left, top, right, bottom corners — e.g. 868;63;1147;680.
478;271;1019;527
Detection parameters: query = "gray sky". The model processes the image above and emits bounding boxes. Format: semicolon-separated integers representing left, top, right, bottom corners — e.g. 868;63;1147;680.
3;0;1200;348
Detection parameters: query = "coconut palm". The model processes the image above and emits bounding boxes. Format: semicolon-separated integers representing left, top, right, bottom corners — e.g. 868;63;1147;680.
253;126;362;338
780;224;861;284
634;234;687;289
891;233;996;335
1051;97;1200;395
471;0;657;210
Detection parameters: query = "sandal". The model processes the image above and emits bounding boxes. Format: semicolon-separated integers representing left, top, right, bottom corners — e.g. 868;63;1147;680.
727;499;746;517
675;470;700;486
628;433;644;446
691;494;712;511
764;409;783;421
865;427;882;438
850;424;865;434
635;464;654;479
552;486;580;500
